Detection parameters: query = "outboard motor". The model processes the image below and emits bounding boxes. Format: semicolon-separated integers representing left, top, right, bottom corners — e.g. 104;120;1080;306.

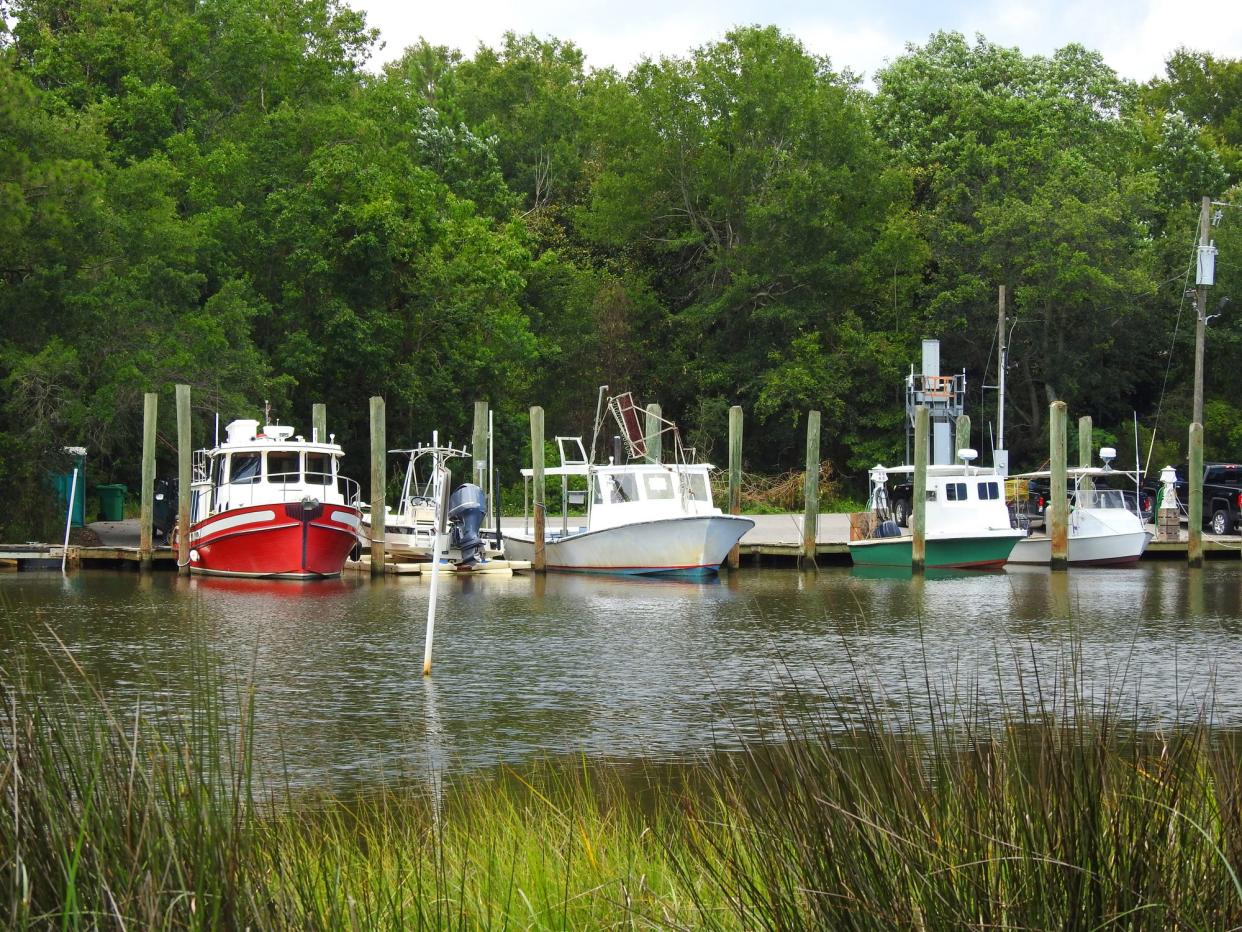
448;483;487;566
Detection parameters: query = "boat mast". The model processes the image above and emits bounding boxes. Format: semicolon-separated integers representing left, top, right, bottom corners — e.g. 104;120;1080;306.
588;385;608;465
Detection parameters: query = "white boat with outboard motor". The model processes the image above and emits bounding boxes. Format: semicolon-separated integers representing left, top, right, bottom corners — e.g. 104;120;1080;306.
358;433;500;567
502;390;754;575
1007;448;1152;566
358;436;501;566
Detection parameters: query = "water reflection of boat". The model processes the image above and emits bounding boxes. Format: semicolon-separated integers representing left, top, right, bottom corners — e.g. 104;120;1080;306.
187;575;359;597
850;564;987;582
537;569;726;600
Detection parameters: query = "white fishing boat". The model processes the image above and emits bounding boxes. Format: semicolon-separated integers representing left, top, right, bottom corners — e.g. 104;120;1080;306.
502;391;754;575
1007;451;1152;566
849;455;1026;569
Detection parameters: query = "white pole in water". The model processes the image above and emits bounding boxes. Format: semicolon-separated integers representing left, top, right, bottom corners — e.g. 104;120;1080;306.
61;467;79;573
423;463;449;676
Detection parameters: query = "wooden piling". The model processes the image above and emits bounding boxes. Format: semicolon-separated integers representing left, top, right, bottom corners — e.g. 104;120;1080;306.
954;414;971;461
645;403;662;463
531;406;546;572
1079;415;1093;493
369;396;386;575
912;405;928;572
728;405;743;569
312;403;327;443
472;400;489;489
1050;401;1068;569
139;392;158;569
176;384;191;575
801;410;820;569
1188;422;1204;567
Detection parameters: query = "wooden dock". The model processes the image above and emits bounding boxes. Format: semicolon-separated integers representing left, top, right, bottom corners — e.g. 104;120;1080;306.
3;515;1237;572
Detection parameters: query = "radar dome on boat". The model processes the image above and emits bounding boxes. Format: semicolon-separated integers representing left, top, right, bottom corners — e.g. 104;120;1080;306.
958;448;978;463
1099;447;1116;468
265;425;296;442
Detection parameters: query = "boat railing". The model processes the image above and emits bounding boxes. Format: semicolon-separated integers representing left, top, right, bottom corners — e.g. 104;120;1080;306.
192;449;211;485
230;471;362;509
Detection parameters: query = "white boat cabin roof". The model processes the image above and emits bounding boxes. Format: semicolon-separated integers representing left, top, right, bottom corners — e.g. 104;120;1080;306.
205;419;344;456
1011;467;1139;480
878;463;996;478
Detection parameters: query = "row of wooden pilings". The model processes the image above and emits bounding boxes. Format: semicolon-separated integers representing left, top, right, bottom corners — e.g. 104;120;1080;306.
133;389;1209;575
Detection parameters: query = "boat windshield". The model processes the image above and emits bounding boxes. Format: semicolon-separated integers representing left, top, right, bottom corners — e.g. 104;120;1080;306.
643;472;675;500
267;450;299;482
305;452;332;485
684;471;709;503
229;453;260;484
1074;488;1132;511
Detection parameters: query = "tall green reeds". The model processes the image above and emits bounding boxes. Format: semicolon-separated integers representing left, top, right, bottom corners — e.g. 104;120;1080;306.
2;643;1240;929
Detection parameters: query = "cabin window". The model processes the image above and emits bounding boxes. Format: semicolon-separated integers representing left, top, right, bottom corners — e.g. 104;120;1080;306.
643;473;674;500
591;474;604;505
979;481;1000;500
608;473;638;504
267;451;300;483
945;482;968;501
685;473;710;503
305;452;332;485
229;453;260;484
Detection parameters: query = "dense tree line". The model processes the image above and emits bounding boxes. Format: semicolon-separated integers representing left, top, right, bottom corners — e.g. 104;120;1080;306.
2;0;1239;536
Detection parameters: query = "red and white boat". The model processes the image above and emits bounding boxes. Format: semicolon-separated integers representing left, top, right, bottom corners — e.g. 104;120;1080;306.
187;419;362;579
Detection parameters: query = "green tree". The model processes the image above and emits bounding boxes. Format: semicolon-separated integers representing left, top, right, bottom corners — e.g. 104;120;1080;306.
580;26;922;469
873;34;1162;466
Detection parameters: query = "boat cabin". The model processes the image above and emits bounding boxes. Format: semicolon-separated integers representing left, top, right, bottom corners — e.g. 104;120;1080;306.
520;436;722;536
191;419;359;521
869;461;1016;540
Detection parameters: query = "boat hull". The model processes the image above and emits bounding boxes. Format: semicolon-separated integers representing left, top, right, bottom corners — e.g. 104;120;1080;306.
1007;529;1152;566
503;515;754;575
359;519;503;564
188;501;361;579
848;533;1022;569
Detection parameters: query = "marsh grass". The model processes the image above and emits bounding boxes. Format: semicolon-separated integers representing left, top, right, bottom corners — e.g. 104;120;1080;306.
2;640;1241;929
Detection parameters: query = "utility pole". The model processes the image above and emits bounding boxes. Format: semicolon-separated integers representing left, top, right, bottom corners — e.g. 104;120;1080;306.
995;285;1008;476
1193;195;1215;426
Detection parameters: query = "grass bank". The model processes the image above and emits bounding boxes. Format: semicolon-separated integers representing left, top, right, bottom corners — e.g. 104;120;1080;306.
3;657;1240;928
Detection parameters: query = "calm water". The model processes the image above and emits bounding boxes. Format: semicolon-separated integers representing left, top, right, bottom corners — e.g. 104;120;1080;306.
2;561;1241;788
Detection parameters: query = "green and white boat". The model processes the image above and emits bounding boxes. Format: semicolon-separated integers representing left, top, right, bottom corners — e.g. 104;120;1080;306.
849;460;1025;569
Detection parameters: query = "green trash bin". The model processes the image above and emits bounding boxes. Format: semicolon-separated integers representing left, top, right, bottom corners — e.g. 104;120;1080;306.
97;483;127;522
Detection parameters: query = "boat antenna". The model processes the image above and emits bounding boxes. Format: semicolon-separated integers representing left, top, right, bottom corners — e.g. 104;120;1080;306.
589;384;609;465
264;399;270;424
214;412;219;448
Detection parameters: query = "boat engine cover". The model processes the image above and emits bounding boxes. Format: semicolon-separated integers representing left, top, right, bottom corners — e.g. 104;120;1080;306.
449;484;487;564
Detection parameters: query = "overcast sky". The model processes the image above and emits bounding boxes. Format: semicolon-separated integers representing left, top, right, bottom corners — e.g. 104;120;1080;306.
354;0;1242;84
